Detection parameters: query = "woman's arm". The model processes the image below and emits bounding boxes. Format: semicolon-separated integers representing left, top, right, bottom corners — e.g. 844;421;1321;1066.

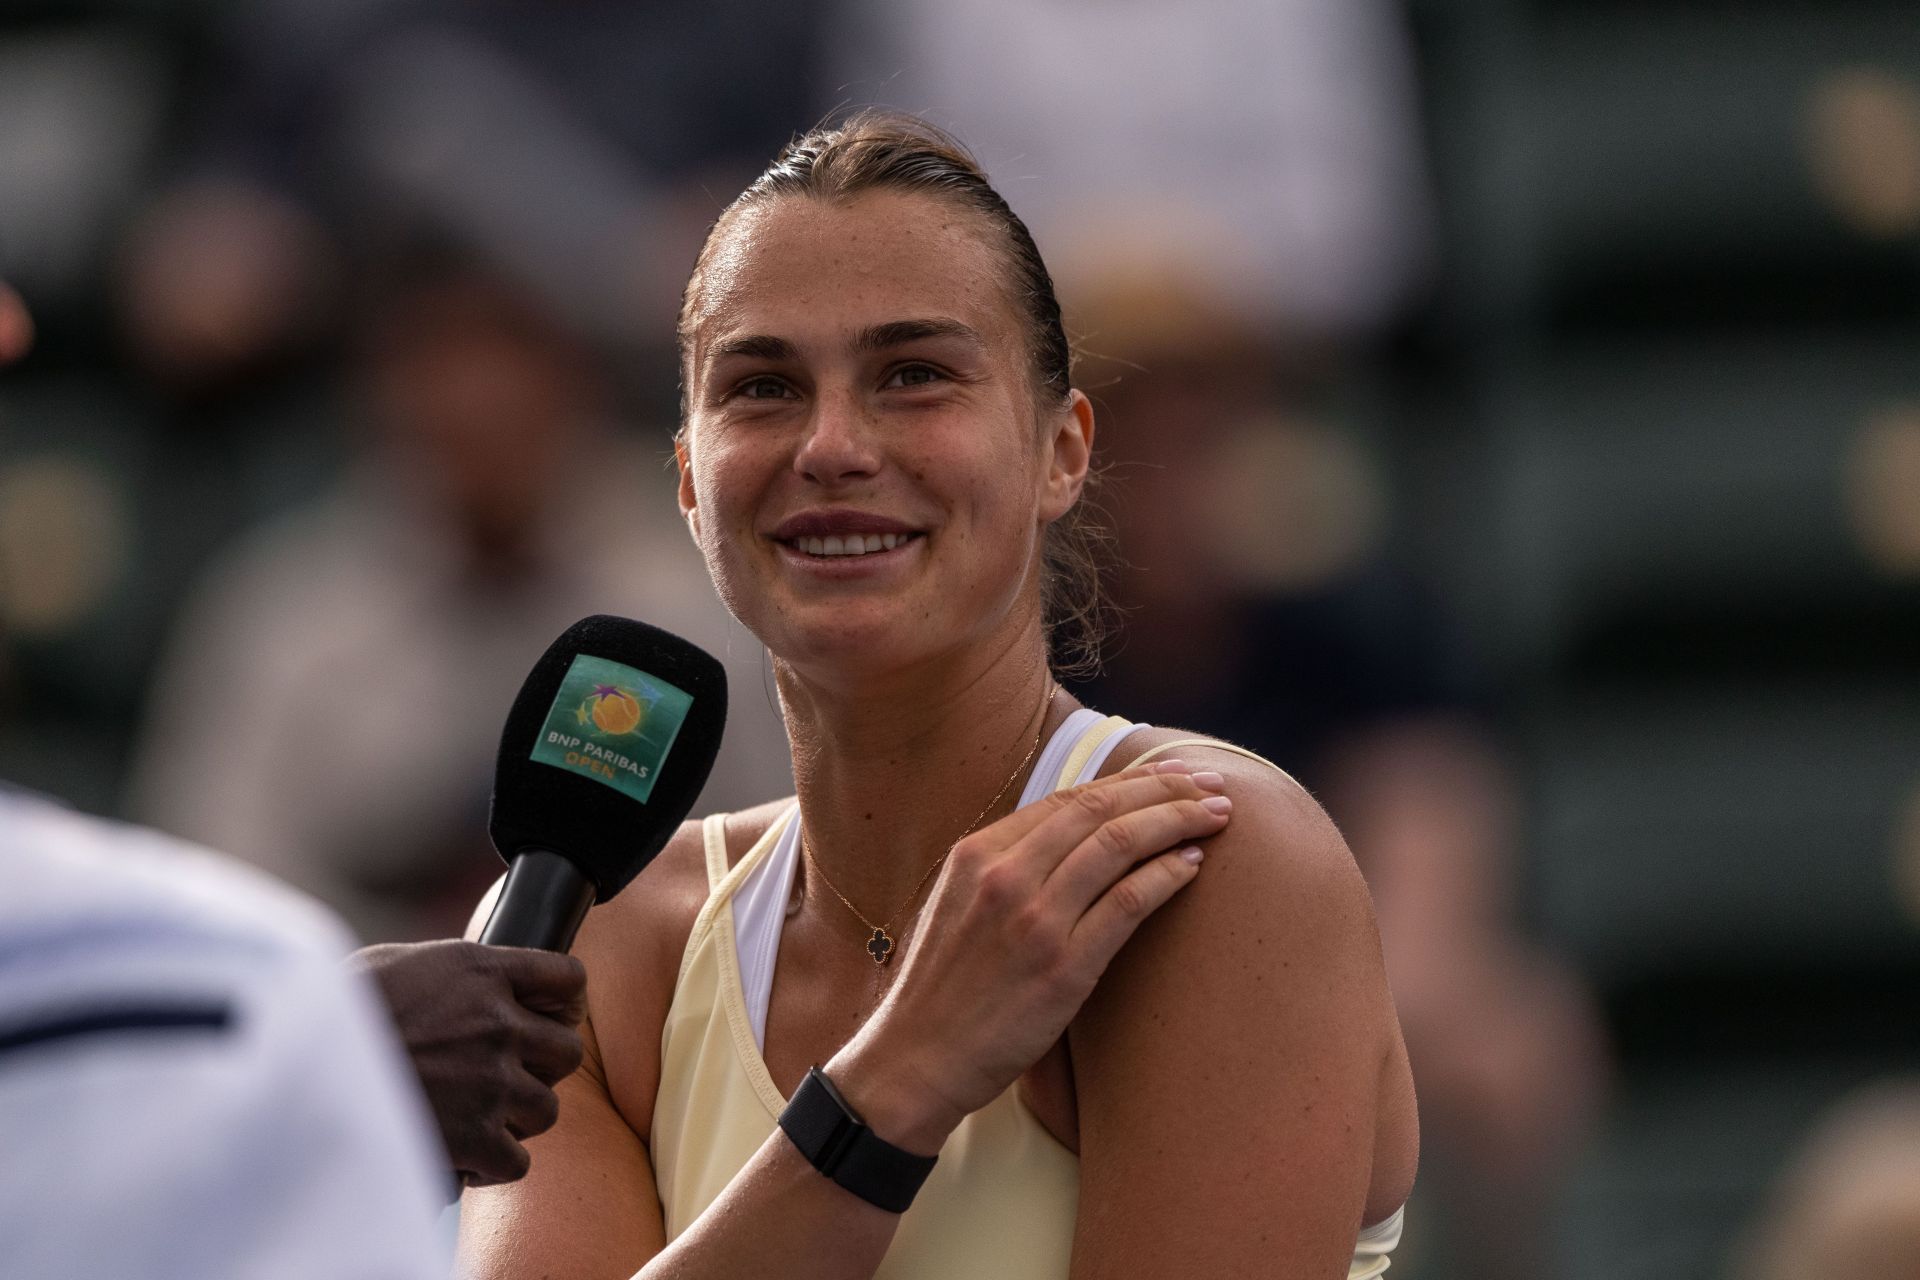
456;825;924;1280
458;1010;667;1278
1069;750;1418;1277
462;765;1236;1279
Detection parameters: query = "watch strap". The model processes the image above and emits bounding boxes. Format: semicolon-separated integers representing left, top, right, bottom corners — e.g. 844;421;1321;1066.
779;1066;938;1214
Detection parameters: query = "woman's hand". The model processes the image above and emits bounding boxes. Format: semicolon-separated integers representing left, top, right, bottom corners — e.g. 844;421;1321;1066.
828;761;1231;1151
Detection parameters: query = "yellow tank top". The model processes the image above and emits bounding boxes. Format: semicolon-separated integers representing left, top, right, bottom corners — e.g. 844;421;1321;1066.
649;716;1403;1277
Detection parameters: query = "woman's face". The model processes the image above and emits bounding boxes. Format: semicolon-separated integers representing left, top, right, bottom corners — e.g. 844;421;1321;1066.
677;190;1090;683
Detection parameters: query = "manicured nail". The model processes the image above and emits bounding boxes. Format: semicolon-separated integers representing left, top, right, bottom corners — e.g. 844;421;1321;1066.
1191;770;1226;792
1149;759;1191;774
1201;795;1233;815
1179;846;1205;865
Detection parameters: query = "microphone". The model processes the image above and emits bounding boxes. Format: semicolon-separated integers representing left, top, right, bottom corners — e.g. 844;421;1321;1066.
480;615;728;951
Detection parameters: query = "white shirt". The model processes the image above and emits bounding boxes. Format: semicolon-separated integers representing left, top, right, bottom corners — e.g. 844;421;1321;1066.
0;788;449;1280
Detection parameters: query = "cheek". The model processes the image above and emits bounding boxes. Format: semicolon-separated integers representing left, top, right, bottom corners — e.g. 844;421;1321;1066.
690;509;758;632
687;437;774;612
952;439;1048;587
692;467;746;565
689;428;758;526
969;431;1047;527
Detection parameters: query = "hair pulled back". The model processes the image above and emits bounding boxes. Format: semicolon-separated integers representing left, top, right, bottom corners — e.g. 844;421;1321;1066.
678;111;1112;679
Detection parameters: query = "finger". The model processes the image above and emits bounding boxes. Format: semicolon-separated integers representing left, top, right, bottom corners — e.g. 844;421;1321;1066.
514;1013;586;1086
986;772;1228;886
1067;846;1204;972
457;1131;532;1188
503;1070;564;1142
1044;790;1230;911
490;946;588;1019
962;760;1201;851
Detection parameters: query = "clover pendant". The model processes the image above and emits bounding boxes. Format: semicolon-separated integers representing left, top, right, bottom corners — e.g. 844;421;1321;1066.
866;928;895;966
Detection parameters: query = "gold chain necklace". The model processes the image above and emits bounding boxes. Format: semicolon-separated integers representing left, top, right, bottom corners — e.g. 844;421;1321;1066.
801;684;1057;967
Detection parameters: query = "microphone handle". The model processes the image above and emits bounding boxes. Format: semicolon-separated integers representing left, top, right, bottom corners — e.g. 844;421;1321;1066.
479;850;596;952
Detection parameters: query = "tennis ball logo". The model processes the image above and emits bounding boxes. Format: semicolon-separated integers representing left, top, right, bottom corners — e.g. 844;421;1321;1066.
577;684;643;736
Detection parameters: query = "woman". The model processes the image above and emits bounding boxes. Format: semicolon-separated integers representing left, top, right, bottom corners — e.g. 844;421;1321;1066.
460;112;1417;1278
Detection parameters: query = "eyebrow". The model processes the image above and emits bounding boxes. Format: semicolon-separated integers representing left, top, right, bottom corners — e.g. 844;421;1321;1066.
852;317;984;354
709;333;797;362
707;317;985;365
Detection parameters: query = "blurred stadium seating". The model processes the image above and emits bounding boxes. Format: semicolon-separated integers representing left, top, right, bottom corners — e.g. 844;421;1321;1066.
1407;1;1920;1273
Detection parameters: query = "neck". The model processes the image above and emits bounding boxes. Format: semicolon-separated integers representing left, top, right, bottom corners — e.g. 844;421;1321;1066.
776;620;1075;923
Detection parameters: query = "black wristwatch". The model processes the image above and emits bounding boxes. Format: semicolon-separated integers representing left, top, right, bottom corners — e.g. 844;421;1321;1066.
778;1066;939;1213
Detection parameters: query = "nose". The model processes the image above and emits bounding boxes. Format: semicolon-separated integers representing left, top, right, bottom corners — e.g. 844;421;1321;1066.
793;387;882;486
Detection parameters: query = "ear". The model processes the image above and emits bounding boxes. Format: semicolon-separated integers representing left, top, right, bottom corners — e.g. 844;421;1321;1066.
674;433;702;541
1039;389;1095;523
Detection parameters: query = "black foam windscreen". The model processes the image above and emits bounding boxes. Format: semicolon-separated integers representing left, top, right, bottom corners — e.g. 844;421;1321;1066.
488;615;727;902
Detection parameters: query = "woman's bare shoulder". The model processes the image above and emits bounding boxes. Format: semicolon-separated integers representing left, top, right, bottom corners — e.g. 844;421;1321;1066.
1097;723;1316;805
1090;726;1366;999
576;798;796;978
1071;725;1416;1259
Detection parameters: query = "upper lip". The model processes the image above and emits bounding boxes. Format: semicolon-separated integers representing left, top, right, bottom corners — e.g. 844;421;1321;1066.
770;509;922;541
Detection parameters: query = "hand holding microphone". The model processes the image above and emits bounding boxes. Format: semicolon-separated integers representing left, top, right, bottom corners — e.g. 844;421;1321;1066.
357;615;728;1191
349;940;587;1187
353;617;725;1189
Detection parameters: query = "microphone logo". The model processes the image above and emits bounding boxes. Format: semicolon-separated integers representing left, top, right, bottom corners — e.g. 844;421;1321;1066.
530;654;695;803
580;685;644;736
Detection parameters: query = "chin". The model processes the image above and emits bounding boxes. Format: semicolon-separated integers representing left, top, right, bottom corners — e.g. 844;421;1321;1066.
721;546;1033;683
785;610;932;670
764;600;968;685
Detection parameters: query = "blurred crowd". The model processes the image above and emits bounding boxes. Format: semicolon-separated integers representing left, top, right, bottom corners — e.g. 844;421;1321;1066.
5;1;1920;1277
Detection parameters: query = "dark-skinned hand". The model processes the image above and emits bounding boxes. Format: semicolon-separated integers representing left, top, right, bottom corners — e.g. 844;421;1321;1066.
348;940;586;1191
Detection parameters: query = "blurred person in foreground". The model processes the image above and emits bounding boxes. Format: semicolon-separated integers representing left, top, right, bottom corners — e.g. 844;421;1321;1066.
0;283;591;1273
1065;271;1605;1278
3;771;597;1266
0;785;450;1279
460;112;1414;1279
130;248;790;944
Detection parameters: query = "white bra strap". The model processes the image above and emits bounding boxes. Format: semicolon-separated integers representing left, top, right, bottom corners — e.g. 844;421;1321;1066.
1017;708;1104;808
1072;721;1144;785
1054;715;1135;790
730;807;801;1053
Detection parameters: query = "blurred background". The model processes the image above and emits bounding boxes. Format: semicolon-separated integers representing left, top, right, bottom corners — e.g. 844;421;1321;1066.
2;0;1918;1275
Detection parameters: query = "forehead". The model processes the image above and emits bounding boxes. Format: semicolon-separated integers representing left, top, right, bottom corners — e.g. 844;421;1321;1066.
689;191;1019;359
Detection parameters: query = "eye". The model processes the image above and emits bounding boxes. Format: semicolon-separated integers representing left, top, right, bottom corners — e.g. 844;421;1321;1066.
883;363;944;390
735;375;796;401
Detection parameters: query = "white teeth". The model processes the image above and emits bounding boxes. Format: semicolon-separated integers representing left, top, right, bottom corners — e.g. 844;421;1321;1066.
793;532;915;557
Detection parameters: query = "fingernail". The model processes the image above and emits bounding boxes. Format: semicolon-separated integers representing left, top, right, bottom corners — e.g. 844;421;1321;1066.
1149;759;1191;773
1180;846;1205;865
1201;795;1233;815
1191;770;1226;792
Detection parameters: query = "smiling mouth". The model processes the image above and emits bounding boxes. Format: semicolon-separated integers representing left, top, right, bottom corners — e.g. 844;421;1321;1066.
783;531;924;558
